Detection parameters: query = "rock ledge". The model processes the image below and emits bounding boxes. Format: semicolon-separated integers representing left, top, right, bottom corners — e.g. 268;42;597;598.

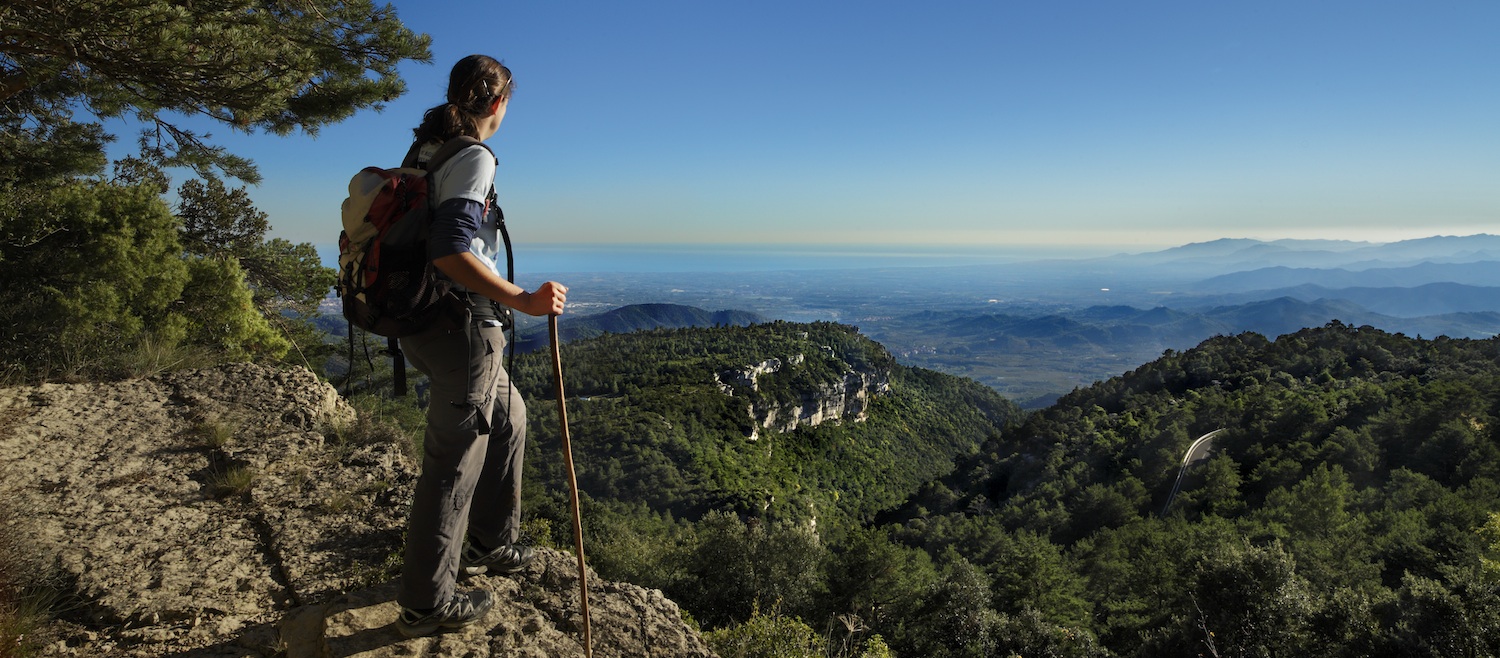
0;363;713;657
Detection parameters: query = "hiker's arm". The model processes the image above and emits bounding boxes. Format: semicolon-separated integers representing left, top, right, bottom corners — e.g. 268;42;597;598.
432;252;567;317
427;194;567;317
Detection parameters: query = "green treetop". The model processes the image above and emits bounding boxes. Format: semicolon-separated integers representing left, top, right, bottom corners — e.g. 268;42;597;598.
1;0;432;182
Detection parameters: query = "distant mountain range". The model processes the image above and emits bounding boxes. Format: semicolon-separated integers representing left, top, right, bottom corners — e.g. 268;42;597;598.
1045;235;1500;319
1105;237;1500;319
1189;261;1500;293
887;296;1499;349
862;294;1500;407
1174;282;1500;317
1110;234;1500;270
1023;234;1500;296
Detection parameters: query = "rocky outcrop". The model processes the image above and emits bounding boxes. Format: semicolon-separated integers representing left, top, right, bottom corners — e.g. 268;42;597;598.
717;355;891;437
279;550;709;658
751;369;890;435
0;363;714;657
715;355;803;393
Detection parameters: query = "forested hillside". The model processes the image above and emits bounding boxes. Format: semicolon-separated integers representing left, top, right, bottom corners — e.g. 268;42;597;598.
513;321;1020;526
501;320;1500;656
886;321;1500;656
504;322;1026;653
511;303;765;352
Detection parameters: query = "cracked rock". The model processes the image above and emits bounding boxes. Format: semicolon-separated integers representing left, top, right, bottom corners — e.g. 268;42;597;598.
0;363;714;657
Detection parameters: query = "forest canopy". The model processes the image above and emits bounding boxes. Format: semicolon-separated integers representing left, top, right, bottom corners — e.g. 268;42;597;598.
510;321;1500;657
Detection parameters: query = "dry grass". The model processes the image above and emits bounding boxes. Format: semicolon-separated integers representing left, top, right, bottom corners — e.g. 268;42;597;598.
322;491;364;514
0;364;22;389
208;465;259;498
194;415;238;449
0;580;20;658
348;547;404;591
0;482;24;656
111;336;220;380
0;497;50;658
326;394;427;460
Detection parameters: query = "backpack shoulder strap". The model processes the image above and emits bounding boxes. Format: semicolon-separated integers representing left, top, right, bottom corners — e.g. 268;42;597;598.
425;137;496;173
400;137;497;171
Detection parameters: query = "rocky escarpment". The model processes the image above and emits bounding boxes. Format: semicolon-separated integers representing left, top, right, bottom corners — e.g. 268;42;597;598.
717;354;891;438
0;363;714;657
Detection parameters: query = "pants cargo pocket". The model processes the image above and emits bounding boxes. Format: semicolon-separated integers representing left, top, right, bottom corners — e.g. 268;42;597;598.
465;323;507;410
451;400;492;435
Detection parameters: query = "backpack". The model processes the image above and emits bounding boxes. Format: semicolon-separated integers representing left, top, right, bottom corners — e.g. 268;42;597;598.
336;137;513;396
336;137;487;337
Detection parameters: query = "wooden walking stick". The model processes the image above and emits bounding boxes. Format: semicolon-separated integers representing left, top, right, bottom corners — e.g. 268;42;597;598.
549;315;592;657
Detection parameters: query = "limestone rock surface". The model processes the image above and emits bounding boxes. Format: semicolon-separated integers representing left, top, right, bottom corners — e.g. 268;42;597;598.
0;363;714;657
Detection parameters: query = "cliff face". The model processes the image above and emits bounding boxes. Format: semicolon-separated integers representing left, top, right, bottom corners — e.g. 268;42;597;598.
0;363;713;658
717;354;892;438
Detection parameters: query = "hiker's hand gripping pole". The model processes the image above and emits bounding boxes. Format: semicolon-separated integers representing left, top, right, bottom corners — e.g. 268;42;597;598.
549;314;592;657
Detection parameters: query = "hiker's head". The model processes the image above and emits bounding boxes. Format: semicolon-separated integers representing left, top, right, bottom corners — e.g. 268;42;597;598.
414;55;514;142
448;55;513;109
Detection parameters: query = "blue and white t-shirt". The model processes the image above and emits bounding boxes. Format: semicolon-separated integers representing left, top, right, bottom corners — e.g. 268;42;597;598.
415;142;501;276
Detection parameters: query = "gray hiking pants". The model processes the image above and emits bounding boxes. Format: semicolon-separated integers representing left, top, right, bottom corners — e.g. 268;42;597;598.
396;318;526;610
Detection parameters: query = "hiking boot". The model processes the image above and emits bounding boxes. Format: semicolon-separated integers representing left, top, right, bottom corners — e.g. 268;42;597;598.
461;538;535;576
395;589;494;638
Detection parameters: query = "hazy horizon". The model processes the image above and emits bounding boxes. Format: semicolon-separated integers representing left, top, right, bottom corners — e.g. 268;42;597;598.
314;232;1500;276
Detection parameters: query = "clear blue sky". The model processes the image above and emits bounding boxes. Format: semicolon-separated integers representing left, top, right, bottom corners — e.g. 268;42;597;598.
200;1;1499;251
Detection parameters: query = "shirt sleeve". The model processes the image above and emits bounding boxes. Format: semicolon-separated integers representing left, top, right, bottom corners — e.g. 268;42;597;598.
428;198;488;260
426;145;496;260
434;146;495;204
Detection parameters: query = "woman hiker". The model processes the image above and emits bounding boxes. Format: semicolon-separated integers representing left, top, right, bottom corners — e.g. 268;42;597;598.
394;54;568;639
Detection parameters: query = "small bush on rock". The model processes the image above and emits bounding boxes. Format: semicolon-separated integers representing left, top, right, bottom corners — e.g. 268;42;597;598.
209;465;258;497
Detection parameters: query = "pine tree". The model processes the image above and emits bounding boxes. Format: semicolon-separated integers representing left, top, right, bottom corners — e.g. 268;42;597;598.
0;0;427;378
1;0;431;182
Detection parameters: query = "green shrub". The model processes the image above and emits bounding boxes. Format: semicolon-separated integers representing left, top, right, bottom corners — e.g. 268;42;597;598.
0;180;290;381
1480;512;1500;583
704;605;826;658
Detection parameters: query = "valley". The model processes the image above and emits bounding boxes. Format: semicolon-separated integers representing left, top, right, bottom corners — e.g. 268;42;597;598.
504;235;1500;407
